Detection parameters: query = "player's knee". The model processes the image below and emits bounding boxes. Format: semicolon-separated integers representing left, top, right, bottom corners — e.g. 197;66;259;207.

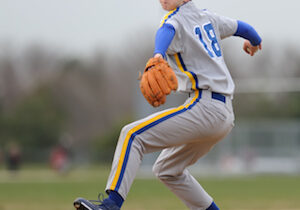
152;163;161;178
120;124;146;154
120;124;133;139
152;164;177;181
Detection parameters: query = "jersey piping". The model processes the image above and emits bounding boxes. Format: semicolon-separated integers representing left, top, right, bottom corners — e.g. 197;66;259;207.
159;7;180;27
174;53;199;90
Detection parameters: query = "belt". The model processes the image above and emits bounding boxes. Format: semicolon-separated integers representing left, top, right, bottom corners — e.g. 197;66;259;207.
211;92;226;103
189;90;227;103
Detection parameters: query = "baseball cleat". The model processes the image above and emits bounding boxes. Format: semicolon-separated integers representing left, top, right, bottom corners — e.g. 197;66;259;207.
73;195;120;210
74;198;95;210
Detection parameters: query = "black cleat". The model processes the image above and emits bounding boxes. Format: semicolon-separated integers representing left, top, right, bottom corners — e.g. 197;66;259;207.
73;194;120;210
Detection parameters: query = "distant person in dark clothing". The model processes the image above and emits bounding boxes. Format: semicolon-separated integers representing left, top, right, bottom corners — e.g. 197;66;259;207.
5;142;22;172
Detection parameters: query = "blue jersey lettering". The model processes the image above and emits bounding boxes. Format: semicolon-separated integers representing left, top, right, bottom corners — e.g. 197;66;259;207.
195;23;222;58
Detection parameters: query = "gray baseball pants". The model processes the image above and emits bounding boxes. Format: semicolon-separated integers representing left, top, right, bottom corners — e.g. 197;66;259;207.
105;89;234;210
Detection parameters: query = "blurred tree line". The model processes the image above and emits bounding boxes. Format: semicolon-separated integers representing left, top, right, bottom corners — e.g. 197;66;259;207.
0;39;299;164
0;38;153;164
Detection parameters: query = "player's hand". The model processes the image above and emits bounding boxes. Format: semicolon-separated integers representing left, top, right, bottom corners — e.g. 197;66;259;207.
243;40;262;56
154;53;163;59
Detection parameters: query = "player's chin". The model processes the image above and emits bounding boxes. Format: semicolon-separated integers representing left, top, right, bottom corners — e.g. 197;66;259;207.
162;4;174;11
162;6;169;11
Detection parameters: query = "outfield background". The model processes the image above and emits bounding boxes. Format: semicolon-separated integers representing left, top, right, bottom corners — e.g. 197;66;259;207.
0;166;300;210
1;0;300;210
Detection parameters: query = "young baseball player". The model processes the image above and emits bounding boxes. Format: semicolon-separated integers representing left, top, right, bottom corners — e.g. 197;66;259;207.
74;0;262;209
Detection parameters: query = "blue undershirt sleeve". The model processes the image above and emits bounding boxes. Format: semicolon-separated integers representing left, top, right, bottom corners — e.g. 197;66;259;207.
154;23;176;58
234;20;262;46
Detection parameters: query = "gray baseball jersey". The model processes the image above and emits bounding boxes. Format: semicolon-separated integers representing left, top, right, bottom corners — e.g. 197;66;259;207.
164;1;237;95
105;1;236;209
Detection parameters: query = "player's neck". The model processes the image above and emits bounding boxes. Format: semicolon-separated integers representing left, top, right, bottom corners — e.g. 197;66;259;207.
180;0;191;7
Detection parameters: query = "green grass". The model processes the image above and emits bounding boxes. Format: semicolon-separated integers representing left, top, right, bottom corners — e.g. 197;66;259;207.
0;166;299;210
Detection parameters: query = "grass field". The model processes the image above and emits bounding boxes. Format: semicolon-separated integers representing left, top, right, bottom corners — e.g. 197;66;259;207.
0;166;299;210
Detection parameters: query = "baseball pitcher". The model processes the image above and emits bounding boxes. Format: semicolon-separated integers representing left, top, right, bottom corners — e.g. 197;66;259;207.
74;0;262;209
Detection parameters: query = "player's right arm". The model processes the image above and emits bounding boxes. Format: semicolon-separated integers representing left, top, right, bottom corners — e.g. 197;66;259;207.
234;20;262;56
207;11;262;56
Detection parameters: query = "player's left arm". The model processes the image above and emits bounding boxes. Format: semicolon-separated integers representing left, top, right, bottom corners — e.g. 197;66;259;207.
234;20;262;56
139;23;178;107
153;23;176;58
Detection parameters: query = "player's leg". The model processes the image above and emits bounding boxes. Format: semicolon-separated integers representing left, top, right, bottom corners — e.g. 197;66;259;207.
74;103;184;209
152;140;227;210
74;105;193;210
150;91;234;210
74;107;181;210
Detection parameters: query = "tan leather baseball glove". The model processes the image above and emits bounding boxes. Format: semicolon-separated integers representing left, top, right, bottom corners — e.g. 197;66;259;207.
140;57;178;107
